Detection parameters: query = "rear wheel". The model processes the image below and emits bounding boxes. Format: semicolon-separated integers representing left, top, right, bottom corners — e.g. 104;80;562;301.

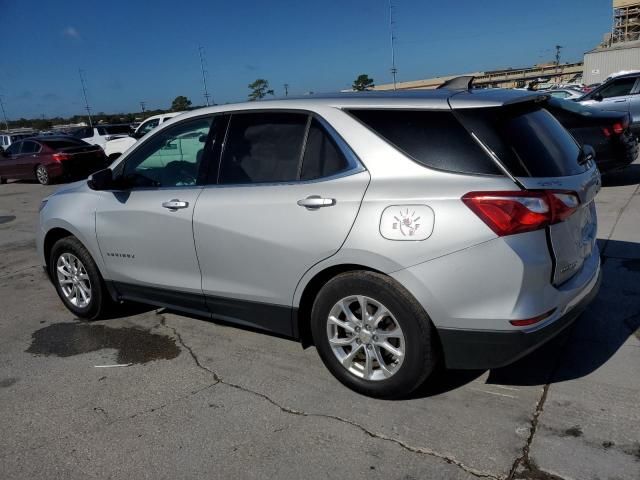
310;271;439;398
50;237;110;319
0;175;6;184
36;165;51;185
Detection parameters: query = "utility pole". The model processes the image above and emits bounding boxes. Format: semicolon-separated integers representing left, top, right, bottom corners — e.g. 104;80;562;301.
388;0;398;90
283;83;289;96
140;101;146;114
198;45;212;106
554;45;563;75
0;95;9;132
78;69;93;128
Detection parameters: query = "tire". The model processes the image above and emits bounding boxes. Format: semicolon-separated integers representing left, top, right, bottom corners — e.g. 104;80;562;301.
36;165;51;185
0;176;6;184
49;236;110;319
310;271;439;399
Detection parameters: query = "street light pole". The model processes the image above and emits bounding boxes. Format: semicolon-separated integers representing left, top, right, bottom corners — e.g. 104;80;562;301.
78;69;93;128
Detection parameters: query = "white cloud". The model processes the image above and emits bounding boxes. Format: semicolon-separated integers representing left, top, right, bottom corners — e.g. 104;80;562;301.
62;26;80;39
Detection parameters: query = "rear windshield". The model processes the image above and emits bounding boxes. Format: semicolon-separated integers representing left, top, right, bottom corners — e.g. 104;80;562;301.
457;104;586;177
349;109;502;175
40;139;87;149
101;125;131;135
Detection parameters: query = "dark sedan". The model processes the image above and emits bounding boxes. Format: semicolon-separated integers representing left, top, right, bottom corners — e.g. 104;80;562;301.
545;97;638;173
0;136;108;185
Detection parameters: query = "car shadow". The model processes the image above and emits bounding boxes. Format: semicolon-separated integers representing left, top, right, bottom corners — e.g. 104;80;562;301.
602;164;640;187
409;239;640;399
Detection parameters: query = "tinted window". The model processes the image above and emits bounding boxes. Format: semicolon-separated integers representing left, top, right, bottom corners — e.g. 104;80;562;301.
596;77;636;99
300;119;349;180
458;104;585;177
102;125;131;135
349;109;502;175
123;116;213;188
218;112;308;184
20;141;40;154
5;142;21;155
41;139;87;149
69;127;93;139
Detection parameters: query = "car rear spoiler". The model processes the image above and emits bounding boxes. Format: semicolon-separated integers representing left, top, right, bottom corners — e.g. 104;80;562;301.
441;76;550;109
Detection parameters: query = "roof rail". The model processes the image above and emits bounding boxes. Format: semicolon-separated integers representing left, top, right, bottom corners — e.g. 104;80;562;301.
437;76;475;91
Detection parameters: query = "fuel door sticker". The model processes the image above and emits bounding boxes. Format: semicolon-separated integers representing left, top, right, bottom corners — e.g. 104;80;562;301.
379;205;435;241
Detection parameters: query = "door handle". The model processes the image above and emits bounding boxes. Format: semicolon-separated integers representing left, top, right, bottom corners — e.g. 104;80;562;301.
297;195;336;210
613;99;627;103
162;199;189;210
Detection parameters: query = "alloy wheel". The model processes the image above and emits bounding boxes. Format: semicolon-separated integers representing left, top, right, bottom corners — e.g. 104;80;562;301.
326;295;405;381
56;253;92;308
36;166;49;185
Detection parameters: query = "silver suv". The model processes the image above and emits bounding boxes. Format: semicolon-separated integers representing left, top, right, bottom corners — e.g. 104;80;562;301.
37;90;602;398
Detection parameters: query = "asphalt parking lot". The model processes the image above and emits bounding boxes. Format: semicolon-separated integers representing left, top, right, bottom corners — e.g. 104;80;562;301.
1;167;639;480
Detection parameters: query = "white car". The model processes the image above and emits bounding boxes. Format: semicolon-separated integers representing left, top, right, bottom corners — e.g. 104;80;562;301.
104;112;183;160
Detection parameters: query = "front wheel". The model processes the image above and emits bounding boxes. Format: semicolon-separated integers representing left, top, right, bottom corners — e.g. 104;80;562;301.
310;271;439;398
50;237;109;319
36;165;51;185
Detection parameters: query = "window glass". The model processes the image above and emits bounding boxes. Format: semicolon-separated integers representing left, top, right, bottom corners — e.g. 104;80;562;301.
350;109;502;175
123;116;213;188
137;119;160;136
5;142;21;155
97;126;107;135
102;125;130;135
69;127;93;139
550;91;570;98
20;141;40;154
458;104;585;177
41;139;86;149
301;119;350;180
597;77;636;99
218;112;308;184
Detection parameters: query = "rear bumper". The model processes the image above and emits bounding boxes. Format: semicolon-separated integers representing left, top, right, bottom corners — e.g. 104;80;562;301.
437;267;601;369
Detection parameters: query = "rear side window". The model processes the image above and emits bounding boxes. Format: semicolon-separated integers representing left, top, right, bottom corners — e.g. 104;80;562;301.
458;105;585;177
218;112;308;184
301;119;349;180
349;109;502;175
20;141;40;154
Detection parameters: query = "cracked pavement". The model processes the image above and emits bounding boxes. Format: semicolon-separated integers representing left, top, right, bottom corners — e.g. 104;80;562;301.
1;166;639;479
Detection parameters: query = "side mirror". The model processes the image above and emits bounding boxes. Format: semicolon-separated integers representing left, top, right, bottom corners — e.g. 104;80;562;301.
87;168;114;190
593;93;603;102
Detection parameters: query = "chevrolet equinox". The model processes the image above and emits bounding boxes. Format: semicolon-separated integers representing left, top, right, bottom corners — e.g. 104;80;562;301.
38;89;602;398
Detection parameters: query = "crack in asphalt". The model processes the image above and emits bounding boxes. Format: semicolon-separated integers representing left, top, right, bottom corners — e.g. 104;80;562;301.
164;320;500;479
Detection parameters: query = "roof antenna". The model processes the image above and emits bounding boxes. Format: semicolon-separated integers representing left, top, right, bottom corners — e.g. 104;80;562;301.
437;76;475;91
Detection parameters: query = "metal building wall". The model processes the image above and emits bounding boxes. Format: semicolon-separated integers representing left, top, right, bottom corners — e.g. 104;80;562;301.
584;46;640;84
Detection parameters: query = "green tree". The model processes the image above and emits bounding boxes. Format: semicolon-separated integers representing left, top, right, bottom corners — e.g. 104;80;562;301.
171;95;192;111
352;74;375;91
248;79;274;101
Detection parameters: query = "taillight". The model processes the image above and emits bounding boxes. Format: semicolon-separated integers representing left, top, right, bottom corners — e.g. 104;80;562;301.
603;119;628;137
509;308;556;327
52;153;71;162
462;190;580;236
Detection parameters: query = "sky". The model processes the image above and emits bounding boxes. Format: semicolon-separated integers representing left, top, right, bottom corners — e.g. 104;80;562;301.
0;0;612;119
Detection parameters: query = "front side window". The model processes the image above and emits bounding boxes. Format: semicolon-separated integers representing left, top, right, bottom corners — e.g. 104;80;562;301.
218;112;308;184
122;116;213;188
595;77;637;99
5;142;21;155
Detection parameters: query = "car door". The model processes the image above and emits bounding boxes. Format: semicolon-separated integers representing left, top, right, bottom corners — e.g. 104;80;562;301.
581;76;638;114
95;115;216;315
0;141;22;178
193;111;370;335
15;140;41;178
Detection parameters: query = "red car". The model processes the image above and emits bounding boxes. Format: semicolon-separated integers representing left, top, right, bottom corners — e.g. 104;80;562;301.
0;136;108;185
